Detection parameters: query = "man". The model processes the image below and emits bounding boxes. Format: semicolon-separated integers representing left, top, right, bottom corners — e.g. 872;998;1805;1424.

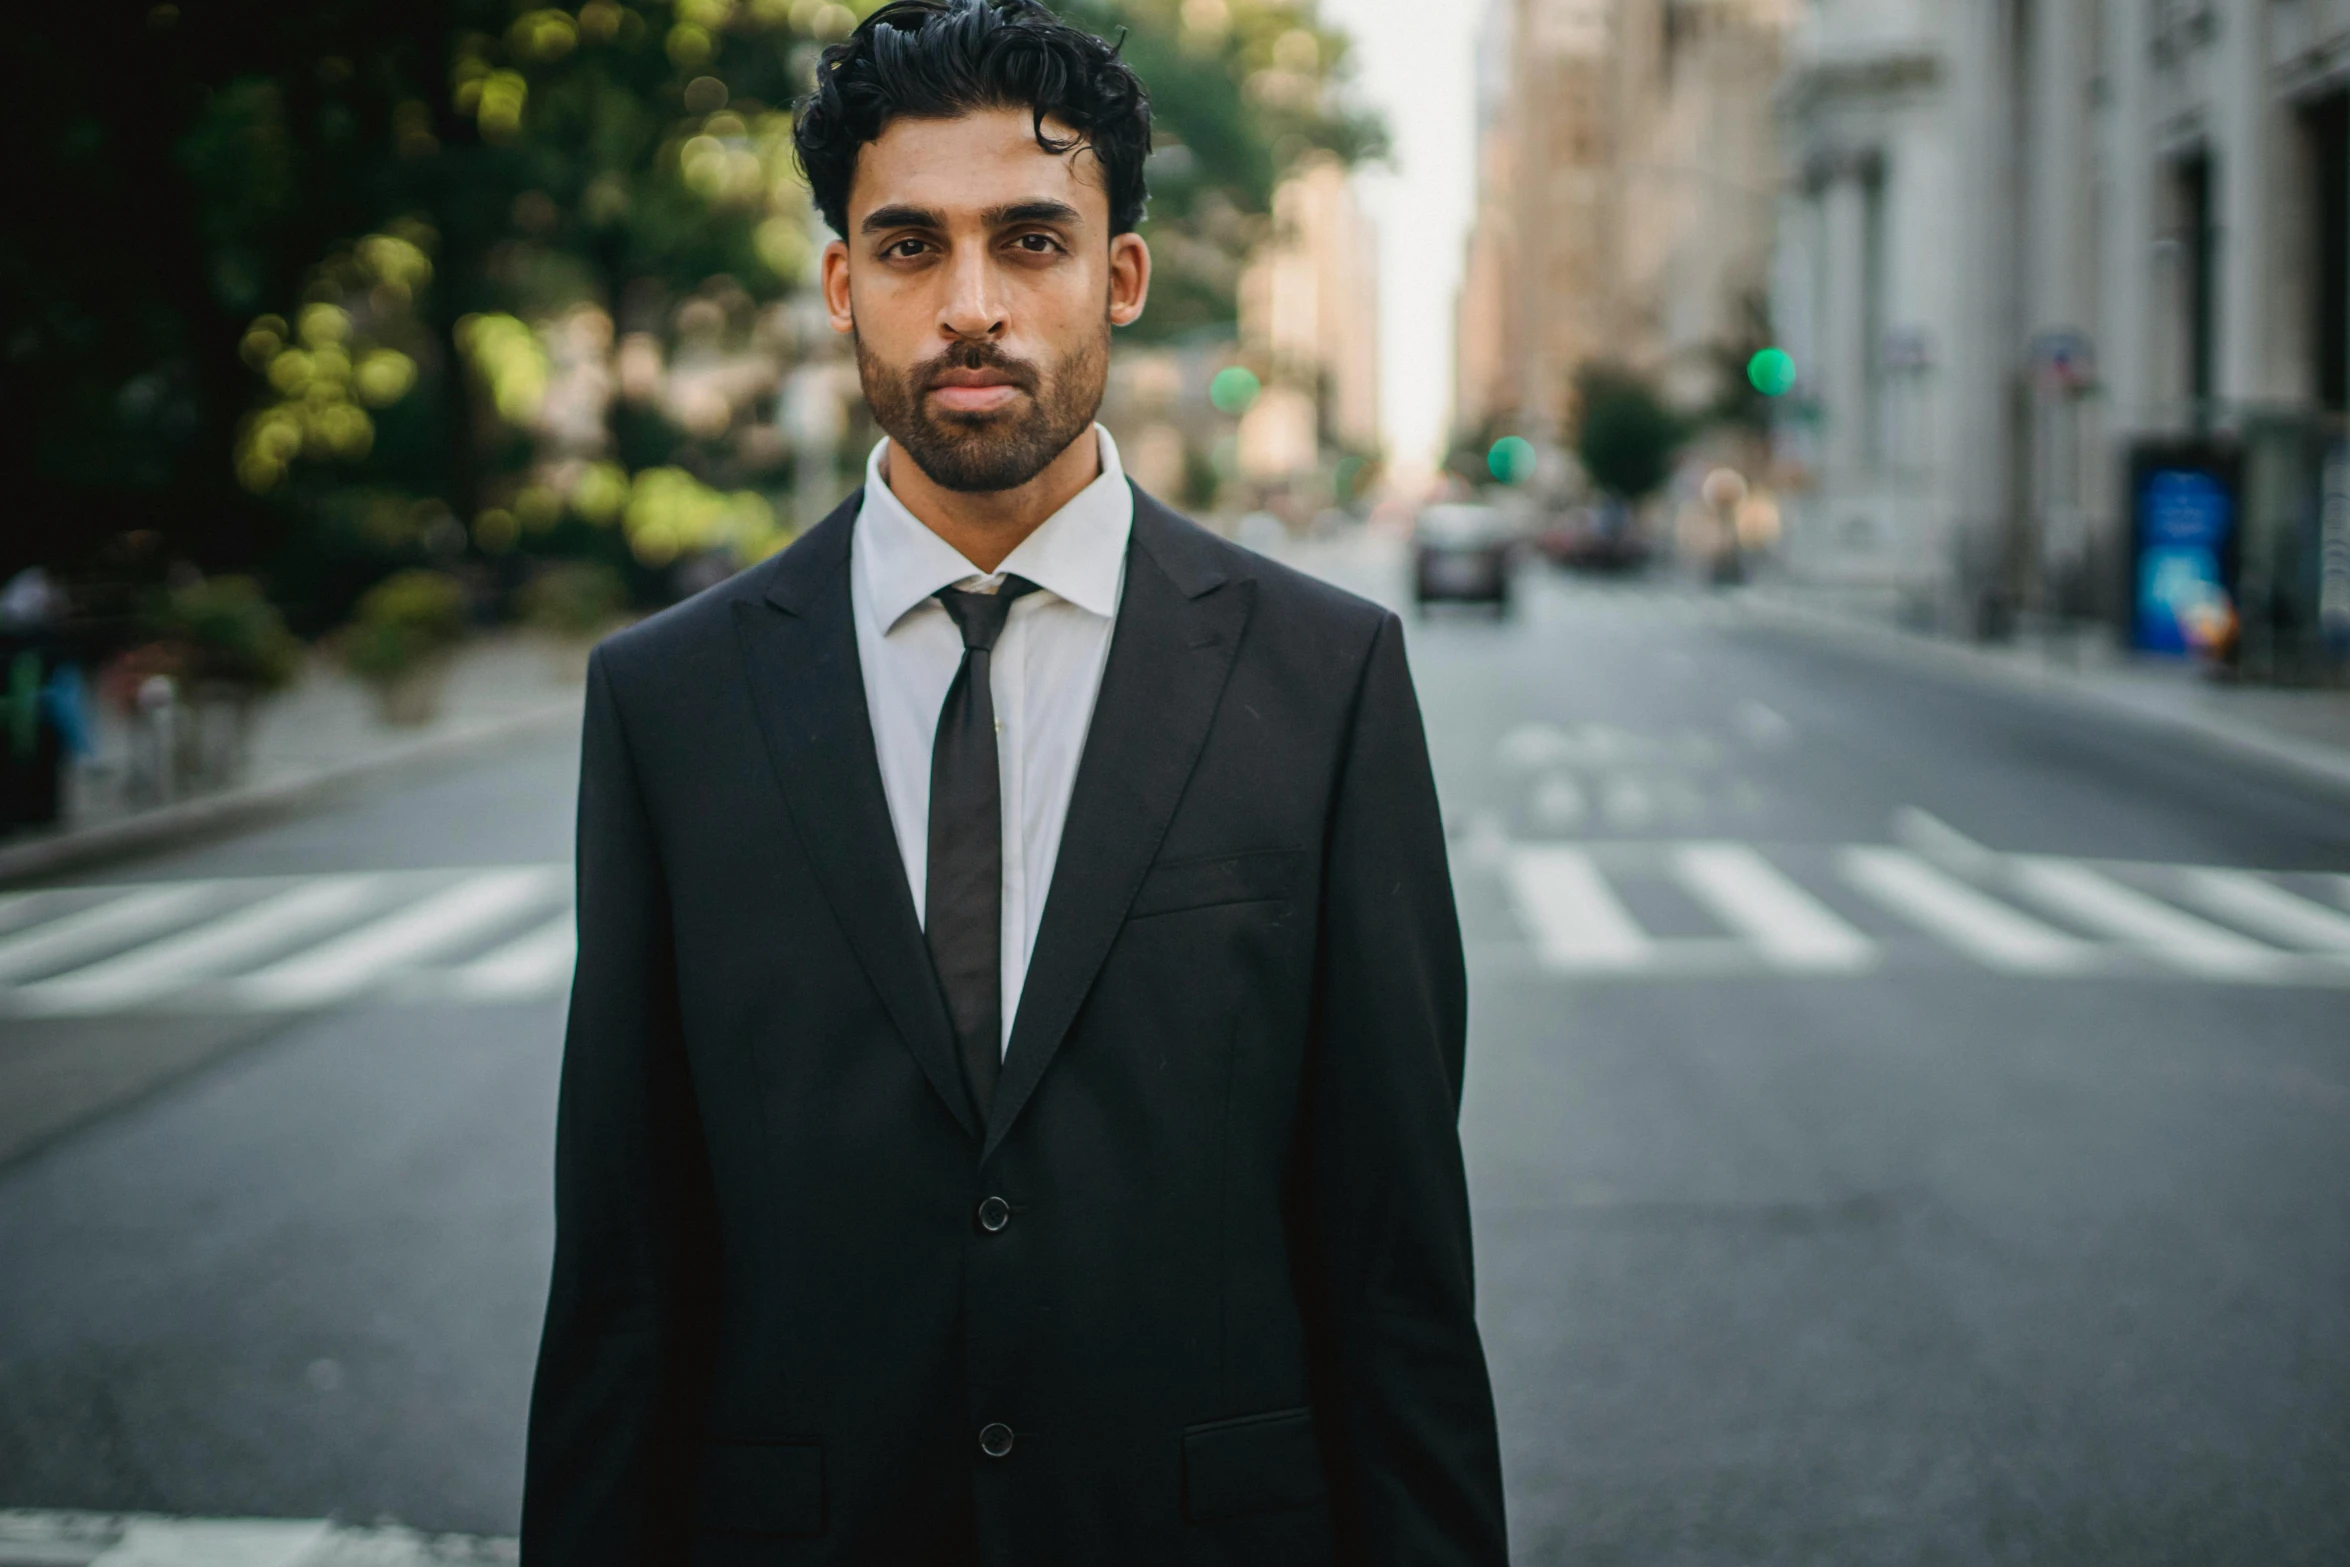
521;2;1507;1562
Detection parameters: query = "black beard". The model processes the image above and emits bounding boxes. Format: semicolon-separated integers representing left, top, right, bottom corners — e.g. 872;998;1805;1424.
857;330;1108;494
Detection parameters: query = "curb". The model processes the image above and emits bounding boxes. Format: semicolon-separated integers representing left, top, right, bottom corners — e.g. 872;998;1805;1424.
0;695;582;886
1743;593;2350;800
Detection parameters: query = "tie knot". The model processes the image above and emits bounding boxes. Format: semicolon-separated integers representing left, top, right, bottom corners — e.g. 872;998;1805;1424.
935;575;1039;653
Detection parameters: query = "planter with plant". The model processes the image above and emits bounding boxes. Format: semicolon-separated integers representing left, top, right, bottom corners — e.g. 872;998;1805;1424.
341;569;469;726
125;575;304;788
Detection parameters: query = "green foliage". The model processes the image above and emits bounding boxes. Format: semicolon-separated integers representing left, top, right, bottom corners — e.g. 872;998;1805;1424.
341;569;469;684
146;576;304;694
4;0;1379;603
1574;365;1685;501
1063;0;1386;341
518;560;627;638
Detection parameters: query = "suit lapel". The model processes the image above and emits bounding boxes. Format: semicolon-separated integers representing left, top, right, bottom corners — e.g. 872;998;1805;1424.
734;492;978;1141
984;490;1255;1161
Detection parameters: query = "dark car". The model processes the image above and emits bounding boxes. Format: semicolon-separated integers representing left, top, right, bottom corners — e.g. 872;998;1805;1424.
1413;504;1518;611
1535;499;1651;573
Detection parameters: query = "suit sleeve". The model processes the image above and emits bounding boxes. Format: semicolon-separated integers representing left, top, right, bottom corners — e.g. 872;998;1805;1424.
1302;611;1509;1566
522;648;721;1564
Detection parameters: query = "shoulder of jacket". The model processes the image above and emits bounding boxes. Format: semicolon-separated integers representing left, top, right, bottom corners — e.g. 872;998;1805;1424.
1131;487;1392;649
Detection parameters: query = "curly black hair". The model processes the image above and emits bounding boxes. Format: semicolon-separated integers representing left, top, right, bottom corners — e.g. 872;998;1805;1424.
792;0;1152;239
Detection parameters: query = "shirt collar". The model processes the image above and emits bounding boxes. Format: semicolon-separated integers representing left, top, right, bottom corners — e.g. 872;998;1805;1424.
852;425;1132;634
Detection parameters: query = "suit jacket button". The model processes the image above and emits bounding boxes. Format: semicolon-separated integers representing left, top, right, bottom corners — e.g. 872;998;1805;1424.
976;1195;1011;1233
978;1422;1015;1458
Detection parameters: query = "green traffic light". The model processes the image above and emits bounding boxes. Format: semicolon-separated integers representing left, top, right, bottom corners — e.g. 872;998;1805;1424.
1487;435;1536;484
1747;348;1797;398
1209;366;1261;415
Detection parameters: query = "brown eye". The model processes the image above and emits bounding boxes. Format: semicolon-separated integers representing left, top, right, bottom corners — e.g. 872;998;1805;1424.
1014;233;1058;253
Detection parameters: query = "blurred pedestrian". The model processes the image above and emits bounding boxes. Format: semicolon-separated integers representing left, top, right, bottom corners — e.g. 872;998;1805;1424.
522;3;1505;1564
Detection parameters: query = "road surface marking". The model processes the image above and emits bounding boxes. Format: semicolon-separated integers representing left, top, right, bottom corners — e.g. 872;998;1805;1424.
1840;848;2092;973
1507;846;1654;970
1673;843;1876;972
2008;858;2283;978
11;878;386;1015
0;1511;509;1566
443;911;577;1001
2175;868;2350;956
93;1517;333;1567
1891;806;2002;880
231;867;569;1009
0;884;224;984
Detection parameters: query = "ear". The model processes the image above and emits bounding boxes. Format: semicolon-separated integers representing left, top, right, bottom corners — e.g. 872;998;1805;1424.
821;238;854;334
1107;231;1151;328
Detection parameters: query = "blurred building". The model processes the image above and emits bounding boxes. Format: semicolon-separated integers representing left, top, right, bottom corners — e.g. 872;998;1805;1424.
1235;154;1383;486
1454;0;1797;442
1776;0;2350;672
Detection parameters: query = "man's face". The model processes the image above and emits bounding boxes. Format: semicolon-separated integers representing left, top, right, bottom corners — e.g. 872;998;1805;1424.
822;106;1151;493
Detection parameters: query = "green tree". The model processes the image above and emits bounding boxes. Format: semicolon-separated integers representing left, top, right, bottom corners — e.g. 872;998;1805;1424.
1573;364;1685;502
0;0;1377;606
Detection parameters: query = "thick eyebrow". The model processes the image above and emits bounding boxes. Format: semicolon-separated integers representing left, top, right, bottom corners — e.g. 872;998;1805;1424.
985;199;1083;229
860;203;945;235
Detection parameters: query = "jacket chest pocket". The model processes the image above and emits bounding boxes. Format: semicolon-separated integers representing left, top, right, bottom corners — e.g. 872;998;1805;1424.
1183;1406;1327;1520
1128;849;1306;921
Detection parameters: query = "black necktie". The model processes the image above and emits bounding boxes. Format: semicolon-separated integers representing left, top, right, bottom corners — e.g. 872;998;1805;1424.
927;575;1040;1124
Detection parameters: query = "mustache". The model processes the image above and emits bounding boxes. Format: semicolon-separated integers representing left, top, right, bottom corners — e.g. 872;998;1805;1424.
917;340;1042;395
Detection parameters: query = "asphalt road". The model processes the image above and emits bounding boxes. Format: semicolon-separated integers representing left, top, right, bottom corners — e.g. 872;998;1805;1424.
2;542;2347;1563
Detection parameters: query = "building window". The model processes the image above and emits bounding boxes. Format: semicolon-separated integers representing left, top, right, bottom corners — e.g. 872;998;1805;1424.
2173;152;2216;413
2309;94;2348;415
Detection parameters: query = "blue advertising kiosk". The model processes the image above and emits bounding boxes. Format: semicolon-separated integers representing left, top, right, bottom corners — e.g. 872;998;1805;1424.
2128;442;2242;656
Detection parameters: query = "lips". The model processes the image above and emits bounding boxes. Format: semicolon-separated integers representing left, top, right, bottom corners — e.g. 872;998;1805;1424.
921;355;1035;416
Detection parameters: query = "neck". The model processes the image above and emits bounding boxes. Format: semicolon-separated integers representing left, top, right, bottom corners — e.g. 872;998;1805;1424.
883;428;1103;573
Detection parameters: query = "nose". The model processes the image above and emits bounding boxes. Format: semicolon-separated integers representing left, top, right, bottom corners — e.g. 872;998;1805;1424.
938;243;1007;342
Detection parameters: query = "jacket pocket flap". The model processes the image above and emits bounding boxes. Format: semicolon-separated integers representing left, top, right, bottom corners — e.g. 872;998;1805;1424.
1183;1407;1327;1520
697;1441;823;1538
1131;850;1305;920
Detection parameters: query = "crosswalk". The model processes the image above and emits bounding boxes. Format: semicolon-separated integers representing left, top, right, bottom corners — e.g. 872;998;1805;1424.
0;841;2344;1019
1478;838;2350;986
0;1510;512;1567
0;866;575;1018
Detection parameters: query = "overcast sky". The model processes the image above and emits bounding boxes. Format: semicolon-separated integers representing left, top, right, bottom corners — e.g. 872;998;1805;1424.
1321;0;1481;480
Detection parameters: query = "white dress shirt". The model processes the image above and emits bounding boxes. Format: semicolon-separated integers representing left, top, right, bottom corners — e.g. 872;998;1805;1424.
850;425;1132;1056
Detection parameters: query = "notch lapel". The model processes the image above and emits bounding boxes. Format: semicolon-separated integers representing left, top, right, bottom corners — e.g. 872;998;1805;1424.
983;491;1255;1161
734;493;978;1140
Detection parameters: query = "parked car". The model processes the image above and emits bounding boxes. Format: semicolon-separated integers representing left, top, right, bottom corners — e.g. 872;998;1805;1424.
1413;504;1518;611
1535;499;1651;573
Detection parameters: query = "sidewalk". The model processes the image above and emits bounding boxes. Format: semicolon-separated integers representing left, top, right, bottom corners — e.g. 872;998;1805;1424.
0;636;586;884
1744;582;2350;797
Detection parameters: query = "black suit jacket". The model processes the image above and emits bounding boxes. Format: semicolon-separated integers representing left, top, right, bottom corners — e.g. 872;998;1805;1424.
522;487;1507;1566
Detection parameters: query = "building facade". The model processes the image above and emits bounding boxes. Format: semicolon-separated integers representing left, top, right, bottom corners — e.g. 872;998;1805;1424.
1235;153;1382;489
1776;0;2350;671
1455;0;1796;447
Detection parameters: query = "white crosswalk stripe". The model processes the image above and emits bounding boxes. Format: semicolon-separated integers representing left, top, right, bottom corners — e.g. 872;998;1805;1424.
1507;845;1656;971
1839;847;2092;974
232;867;567;1010
442;911;576;1002
0;867;573;1018
2007;857;2285;979
0;883;227;984
2;838;2345;1016
2175;867;2350;955
1674;842;1875;973
12;877;388;1017
1476;837;2350;987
